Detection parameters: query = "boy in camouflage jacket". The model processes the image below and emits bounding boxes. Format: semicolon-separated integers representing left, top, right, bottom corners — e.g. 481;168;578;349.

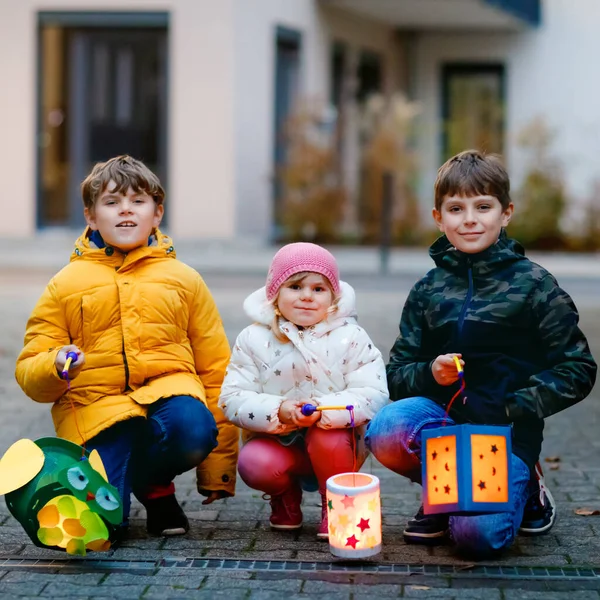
365;150;597;556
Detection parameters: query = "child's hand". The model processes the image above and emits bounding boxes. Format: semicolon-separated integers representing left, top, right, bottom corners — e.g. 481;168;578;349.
199;490;229;505
279;400;321;427
432;353;464;386
55;345;85;379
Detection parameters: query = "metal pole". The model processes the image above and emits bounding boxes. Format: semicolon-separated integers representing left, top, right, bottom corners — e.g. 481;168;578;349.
380;171;393;274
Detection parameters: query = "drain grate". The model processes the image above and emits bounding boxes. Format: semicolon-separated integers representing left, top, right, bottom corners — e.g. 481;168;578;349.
0;557;598;581
159;559;600;581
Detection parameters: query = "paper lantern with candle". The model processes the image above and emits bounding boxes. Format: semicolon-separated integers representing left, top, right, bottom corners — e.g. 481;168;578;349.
421;356;512;515
421;424;512;515
0;437;123;555
326;472;381;558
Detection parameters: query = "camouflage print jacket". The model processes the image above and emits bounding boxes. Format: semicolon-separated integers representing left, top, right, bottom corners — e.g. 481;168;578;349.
387;230;597;470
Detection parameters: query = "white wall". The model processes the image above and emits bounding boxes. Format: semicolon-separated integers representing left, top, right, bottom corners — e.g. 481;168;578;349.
0;0;236;239
232;0;328;239
414;0;600;226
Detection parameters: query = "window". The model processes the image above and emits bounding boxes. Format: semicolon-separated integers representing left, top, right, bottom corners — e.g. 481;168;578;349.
442;64;505;160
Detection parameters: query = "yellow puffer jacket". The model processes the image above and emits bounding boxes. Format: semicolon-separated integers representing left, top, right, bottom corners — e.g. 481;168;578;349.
15;228;238;496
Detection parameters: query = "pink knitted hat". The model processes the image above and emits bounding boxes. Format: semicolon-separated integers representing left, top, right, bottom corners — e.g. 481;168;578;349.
266;242;340;301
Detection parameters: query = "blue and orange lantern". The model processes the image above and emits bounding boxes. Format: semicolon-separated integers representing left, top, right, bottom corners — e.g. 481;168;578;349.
421;356;513;515
422;424;512;515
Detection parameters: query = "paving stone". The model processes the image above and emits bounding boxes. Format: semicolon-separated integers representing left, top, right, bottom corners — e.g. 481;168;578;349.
503;592;600;599
103;573;204;588
0;582;46;595
144;589;248;600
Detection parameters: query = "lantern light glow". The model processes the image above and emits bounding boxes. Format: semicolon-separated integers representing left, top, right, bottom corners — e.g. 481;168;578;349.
326;472;381;559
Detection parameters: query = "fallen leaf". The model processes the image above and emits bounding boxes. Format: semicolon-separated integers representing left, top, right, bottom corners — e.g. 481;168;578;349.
544;456;561;463
575;508;600;516
408;586;431;591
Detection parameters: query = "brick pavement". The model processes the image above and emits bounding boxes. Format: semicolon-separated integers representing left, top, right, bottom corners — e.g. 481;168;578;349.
0;268;599;598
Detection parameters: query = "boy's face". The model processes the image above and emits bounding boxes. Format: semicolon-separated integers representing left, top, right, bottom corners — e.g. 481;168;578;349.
433;194;513;254
84;181;164;253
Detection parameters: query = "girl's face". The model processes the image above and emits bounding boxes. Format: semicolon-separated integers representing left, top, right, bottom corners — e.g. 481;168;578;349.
276;273;334;327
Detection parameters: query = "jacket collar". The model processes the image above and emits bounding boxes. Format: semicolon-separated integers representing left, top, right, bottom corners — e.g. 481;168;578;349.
70;226;176;270
243;280;357;337
429;229;526;275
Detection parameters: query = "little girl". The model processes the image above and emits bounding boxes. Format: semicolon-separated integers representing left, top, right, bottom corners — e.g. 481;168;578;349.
219;242;389;538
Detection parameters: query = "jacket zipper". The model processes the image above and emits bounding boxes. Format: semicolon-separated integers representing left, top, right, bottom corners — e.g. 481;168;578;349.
122;339;130;391
457;260;474;339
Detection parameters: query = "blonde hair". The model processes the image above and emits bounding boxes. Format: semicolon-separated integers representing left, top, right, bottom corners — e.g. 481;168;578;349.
270;271;340;343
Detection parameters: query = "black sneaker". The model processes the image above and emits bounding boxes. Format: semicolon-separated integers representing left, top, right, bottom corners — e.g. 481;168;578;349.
519;462;556;535
144;494;190;536
403;505;449;545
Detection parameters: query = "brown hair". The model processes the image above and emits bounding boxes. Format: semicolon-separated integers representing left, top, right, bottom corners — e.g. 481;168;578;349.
81;155;165;211
270;272;340;343
434;150;511;211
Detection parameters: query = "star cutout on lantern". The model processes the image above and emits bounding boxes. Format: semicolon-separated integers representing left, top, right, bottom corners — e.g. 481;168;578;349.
337;514;350;528
435;487;438;492
445;447;449;452
345;534;359;549
366;535;377;548
479;454;484;459
478;480;486;490
328;499;333;510
491;444;498;454
266;415;272;422
498;486;502;492
275;350;281;357
329;523;337;537
444;485;451;494
357;518;370;532
341;495;354;509
368;344;372;350
492;467;496;476
368;498;378;512
433;475;437;480
444;462;450;471
248;413;255;420
274;369;281;376
432;451;438;460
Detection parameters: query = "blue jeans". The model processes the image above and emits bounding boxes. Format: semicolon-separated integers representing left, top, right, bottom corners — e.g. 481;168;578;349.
86;395;218;523
365;397;531;556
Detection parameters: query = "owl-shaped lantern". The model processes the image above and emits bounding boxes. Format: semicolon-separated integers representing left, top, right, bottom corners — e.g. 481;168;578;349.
326;473;381;559
0;437;123;555
421;425;512;515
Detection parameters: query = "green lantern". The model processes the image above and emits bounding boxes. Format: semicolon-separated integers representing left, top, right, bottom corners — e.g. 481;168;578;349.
0;437;123;556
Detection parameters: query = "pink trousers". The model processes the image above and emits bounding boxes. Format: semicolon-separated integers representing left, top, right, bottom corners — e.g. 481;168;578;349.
238;428;357;495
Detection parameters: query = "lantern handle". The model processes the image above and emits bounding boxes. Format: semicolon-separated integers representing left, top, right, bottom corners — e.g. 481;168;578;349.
442;356;467;426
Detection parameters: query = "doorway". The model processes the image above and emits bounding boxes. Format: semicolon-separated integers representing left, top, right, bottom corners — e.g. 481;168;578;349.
37;13;168;228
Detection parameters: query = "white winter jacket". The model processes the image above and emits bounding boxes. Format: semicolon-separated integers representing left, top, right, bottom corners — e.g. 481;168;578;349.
219;282;389;438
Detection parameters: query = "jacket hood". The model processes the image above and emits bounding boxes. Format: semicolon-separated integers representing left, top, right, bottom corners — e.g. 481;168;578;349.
243;280;357;335
429;228;526;275
70;227;176;267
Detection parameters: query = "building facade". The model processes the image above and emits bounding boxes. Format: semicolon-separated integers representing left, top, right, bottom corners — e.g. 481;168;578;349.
2;0;595;241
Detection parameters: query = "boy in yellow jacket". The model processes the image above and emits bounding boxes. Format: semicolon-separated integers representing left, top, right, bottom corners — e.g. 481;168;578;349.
16;155;238;539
